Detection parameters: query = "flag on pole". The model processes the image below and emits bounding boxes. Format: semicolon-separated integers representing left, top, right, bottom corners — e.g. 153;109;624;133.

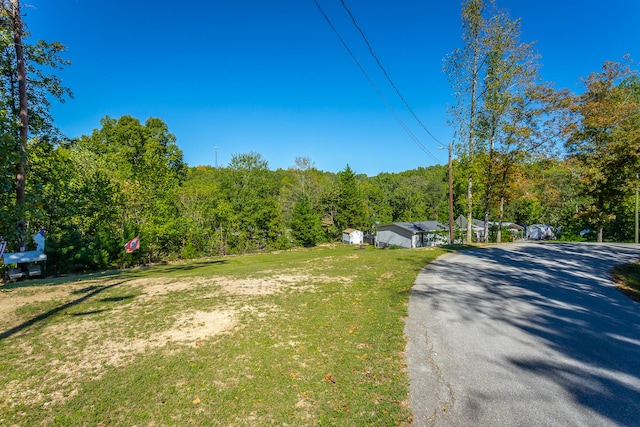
125;236;140;253
0;239;6;258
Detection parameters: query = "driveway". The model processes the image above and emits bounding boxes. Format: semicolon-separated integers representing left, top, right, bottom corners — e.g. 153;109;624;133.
405;242;640;426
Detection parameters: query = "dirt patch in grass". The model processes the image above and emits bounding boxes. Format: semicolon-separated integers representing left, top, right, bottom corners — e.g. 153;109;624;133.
0;271;340;408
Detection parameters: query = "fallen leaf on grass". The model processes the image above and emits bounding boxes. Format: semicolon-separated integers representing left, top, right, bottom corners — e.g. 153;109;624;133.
324;373;336;383
192;396;201;404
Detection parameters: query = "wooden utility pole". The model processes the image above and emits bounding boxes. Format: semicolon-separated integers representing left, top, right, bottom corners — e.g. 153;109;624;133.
448;142;454;245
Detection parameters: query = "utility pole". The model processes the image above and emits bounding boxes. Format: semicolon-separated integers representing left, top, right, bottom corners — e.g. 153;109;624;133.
448;142;454;245
635;174;638;245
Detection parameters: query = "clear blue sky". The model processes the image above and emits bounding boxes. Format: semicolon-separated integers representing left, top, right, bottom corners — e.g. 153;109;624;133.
24;0;640;176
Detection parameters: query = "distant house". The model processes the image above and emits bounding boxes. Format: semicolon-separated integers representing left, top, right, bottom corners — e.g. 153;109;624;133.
455;215;524;241
342;228;364;245
455;215;486;241
376;221;448;249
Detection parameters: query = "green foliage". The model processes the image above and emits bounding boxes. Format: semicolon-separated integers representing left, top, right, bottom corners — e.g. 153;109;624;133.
335;165;367;233
223;152;281;253
565;60;640;241
0;7;71;248
290;195;324;247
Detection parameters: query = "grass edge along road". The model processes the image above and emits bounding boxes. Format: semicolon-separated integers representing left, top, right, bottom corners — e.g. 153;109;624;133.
0;244;453;426
612;261;640;302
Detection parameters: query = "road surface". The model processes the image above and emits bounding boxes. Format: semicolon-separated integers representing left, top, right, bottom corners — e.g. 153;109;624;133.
405;242;640;426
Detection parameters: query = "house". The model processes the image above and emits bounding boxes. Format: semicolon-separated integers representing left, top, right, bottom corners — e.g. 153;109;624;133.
376;221;448;249
342;228;364;245
455;215;524;241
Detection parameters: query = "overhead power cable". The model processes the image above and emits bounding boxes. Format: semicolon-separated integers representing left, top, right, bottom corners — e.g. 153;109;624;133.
312;0;441;164
339;0;444;147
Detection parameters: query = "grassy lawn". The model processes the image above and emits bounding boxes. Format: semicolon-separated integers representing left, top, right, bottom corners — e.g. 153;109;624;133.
0;244;450;426
612;262;640;302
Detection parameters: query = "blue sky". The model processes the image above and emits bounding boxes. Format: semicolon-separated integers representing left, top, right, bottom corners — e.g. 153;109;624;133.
25;0;640;176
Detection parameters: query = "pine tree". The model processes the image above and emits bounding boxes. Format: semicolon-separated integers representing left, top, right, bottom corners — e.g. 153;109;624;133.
335;165;366;232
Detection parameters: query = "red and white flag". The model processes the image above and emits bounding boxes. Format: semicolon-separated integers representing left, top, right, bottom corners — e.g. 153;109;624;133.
124;236;140;253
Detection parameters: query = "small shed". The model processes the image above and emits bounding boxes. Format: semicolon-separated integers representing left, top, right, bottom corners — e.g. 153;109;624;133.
376;221;447;249
342;228;364;245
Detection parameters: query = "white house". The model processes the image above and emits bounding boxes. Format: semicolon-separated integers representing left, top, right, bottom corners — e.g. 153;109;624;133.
342;228;364;245
376;221;448;248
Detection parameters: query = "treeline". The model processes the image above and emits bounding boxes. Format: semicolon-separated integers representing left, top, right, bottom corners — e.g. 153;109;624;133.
2;0;640;276
6;112;635;275
6;114;454;273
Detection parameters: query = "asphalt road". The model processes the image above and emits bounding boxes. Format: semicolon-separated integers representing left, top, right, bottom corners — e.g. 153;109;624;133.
405;242;640;427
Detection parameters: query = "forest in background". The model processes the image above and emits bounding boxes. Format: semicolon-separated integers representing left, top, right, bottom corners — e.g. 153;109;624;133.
1;0;639;275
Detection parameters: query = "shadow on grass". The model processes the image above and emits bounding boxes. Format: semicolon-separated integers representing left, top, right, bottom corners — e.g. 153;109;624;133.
1;258;229;290
0;280;128;341
68;309;110;316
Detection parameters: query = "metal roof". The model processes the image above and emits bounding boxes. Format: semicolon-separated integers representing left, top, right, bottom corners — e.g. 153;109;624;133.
377;221;447;234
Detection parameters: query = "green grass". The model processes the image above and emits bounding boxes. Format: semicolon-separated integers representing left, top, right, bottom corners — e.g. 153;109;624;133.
0;244;451;426
612;262;640;302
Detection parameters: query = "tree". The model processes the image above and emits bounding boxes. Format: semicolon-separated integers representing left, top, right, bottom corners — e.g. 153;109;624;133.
475;9;541;242
0;0;71;248
27;138;122;272
335;165;366;233
179;166;232;257
223;152;281;252
445;0;489;243
78;116;186;261
290;194;323;247
566;60;640;242
279;157;322;230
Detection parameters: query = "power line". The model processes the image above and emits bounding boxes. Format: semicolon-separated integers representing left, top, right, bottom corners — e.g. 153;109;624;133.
312;0;441;164
339;0;444;147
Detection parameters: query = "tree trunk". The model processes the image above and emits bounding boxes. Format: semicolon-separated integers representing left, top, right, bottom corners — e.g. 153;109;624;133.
597;194;604;243
483;208;490;243
11;0;28;249
467;175;473;243
497;196;505;243
465;5;481;245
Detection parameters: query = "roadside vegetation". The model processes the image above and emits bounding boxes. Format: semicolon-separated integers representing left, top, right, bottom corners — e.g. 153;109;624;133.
0;244;451;426
612;262;640;302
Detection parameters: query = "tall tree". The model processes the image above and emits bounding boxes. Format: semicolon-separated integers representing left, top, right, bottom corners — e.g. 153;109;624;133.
224;152;281;253
566;60;640;242
444;0;491;243
0;0;71;247
335;164;366;232
78;116;186;261
8;0;27;247
475;9;540;241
